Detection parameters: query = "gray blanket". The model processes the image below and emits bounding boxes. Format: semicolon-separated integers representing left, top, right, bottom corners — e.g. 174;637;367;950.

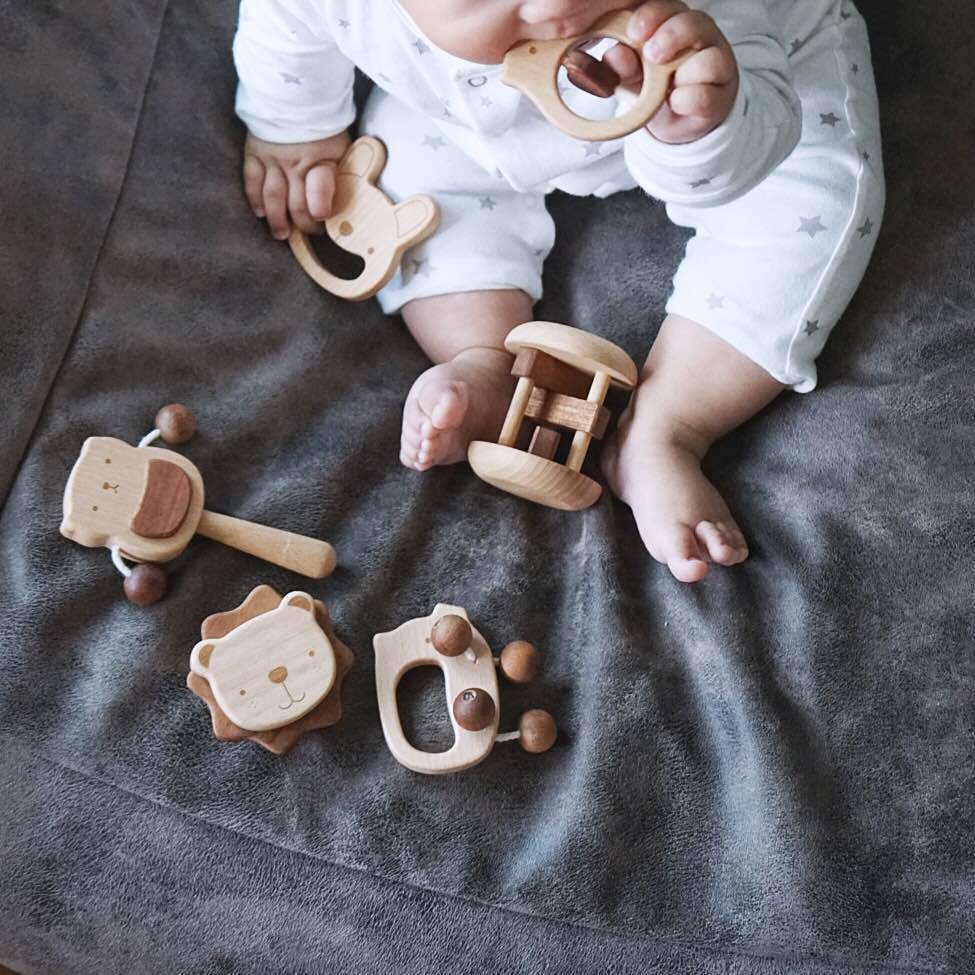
1;2;972;973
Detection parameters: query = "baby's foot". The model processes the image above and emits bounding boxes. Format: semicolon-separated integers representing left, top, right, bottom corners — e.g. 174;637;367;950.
400;348;514;471
603;412;749;583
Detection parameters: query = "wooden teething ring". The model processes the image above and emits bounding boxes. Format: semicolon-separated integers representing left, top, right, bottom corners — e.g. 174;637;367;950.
502;9;692;142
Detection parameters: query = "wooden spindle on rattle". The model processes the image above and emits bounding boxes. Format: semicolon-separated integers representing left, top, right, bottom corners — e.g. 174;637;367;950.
502;9;693;142
60;405;337;604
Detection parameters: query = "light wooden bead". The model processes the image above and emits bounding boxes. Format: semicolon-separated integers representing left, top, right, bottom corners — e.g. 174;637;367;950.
155;404;196;445
499;640;539;683
452;688;496;732
123;563;167;605
431;615;472;657
519;709;557;753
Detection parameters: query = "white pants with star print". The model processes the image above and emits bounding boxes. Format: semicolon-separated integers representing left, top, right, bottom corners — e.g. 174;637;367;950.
366;5;883;392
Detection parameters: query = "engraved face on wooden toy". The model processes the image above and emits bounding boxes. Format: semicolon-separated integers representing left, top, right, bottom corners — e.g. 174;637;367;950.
60;436;204;564
190;592;337;733
289;136;440;301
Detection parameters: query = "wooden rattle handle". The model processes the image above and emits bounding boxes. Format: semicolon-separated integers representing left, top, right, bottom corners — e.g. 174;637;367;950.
196;510;337;578
502;9;692;142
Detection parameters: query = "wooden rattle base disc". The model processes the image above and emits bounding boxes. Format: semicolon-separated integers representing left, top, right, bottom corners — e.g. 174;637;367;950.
468;441;602;511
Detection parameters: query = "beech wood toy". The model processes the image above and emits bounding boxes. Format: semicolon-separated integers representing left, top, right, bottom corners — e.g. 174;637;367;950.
60;404;337;605
289;136;440;301
187;585;354;755
502;9;692;142
468;322;638;511
373;605;557;775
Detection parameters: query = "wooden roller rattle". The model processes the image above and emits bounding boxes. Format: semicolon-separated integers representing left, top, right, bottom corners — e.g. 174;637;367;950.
289;136;440;301
60;405;337;605
373;605;557;775
468;322;638;511
502;9;692;142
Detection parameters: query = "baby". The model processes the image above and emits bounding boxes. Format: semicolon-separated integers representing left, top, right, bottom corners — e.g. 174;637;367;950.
235;0;883;582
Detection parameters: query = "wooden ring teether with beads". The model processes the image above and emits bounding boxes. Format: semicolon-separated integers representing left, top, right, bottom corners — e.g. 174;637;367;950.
502;9;692;142
60;405;337;604
373;605;557;774
289;136;440;302
468;321;638;511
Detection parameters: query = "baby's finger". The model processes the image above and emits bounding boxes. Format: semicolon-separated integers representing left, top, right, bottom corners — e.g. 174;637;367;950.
287;172;321;236
668;82;732;119
243;154;266;218
626;1;689;46
646;9;724;64
601;42;643;89
305;162;337;222
262;165;290;240
674;45;737;87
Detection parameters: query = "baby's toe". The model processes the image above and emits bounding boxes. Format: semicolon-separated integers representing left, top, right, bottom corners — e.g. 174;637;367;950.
652;523;710;583
418;378;469;433
695;520;748;566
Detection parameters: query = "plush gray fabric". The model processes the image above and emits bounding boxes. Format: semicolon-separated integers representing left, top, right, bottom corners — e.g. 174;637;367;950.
1;2;972;973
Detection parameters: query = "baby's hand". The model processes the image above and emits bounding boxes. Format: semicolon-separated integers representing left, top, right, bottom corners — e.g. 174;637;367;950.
243;131;351;239
603;1;739;145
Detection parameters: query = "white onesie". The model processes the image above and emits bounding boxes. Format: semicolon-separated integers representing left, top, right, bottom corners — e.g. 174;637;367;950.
235;0;884;391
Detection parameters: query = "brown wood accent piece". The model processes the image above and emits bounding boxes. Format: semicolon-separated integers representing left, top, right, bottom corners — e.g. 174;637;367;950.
511;348;591;399
499;641;539;683
187;587;354;755
129;459;192;539
453;688;496;732
518;709;557;753
525;388;611;439
123;564;167;605
155;403;196;444
528;426;561;460
562;49;621;99
431;614;473;657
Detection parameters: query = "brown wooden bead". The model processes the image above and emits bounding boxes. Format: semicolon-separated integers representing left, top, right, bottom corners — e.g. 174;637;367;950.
431;614;472;657
452;688;496;732
154;403;196;445
562;49;622;99
519;709;557;753
123;563;167;605
499;640;539;683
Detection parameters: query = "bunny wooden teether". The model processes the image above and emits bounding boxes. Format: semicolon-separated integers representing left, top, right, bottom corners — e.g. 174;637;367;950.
374;605;557;774
502;9;692;142
289;136;440;301
60;405;337;604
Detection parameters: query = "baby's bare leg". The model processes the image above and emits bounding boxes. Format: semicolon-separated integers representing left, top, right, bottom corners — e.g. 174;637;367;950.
400;289;533;470
603;313;784;582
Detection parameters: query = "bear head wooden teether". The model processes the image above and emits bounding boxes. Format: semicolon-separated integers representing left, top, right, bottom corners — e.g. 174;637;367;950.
502;9;692;142
289;136;440;301
468;321;638;510
373;604;557;774
187;585;354;754
60;405;337;604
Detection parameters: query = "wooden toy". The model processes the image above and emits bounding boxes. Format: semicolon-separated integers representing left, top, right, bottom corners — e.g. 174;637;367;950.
467;321;638;511
502;9;692;142
60;405;337;604
289;136;440;301
373;605;557;774
187;585;354;755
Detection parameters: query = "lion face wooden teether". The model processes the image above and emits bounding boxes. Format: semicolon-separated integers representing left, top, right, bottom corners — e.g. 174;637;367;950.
289;136;440;301
502;9;692;142
373;605;557;775
468;322;638;511
60;405;337;604
187;585;354;754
